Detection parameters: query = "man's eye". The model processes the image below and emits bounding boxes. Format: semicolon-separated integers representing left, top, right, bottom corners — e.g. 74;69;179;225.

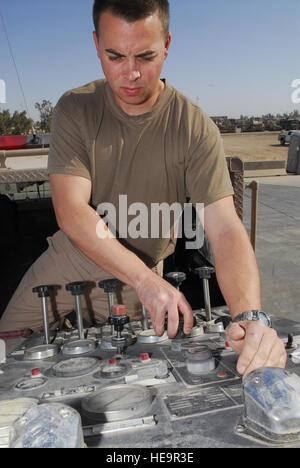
108;56;122;62
141;56;155;61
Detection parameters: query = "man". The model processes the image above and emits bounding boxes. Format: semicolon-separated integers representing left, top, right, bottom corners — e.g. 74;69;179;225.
0;0;286;377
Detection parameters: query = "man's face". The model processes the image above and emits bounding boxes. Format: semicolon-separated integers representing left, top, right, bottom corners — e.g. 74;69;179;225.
93;11;171;115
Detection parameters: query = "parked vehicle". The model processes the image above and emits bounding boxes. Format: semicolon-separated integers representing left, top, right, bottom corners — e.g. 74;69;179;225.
278;130;300;146
0;134;50;150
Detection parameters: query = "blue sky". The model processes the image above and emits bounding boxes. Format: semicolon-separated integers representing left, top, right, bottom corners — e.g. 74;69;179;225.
1;0;300;121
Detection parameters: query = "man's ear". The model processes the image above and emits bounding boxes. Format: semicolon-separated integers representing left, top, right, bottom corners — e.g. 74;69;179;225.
164;32;171;60
93;31;101;59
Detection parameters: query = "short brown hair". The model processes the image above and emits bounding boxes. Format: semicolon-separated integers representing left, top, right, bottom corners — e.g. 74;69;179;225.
93;0;170;40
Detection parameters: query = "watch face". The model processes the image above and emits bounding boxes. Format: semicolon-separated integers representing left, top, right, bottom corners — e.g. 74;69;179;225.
257;312;271;327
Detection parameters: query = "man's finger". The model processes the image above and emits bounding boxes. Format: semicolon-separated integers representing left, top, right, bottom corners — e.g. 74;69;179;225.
263;338;287;369
236;322;265;375
178;297;194;335
240;328;279;377
151;306;167;337
166;301;180;338
226;322;246;342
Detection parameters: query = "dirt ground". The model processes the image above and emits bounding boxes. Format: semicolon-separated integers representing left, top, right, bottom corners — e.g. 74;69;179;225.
222;131;289;162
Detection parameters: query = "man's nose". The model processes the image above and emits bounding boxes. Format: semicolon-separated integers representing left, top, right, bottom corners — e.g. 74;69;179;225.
128;70;141;81
124;59;141;81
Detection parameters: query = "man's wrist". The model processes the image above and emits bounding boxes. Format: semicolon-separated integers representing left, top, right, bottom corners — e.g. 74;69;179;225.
232;310;272;328
130;265;156;290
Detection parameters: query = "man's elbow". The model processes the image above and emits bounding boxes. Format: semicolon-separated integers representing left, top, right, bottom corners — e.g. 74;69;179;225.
52;201;75;234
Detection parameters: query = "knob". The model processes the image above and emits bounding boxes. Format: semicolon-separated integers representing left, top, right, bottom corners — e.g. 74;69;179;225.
195;266;215;279
164;313;196;339
108;305;129;332
32;285;54;297
98;279;122;293
165;272;187;290
65;281;88;296
185;345;216;375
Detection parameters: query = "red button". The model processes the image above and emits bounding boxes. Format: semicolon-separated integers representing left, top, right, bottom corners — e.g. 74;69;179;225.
141;353;150;361
31;368;41;376
109;358;117;365
225;341;231;348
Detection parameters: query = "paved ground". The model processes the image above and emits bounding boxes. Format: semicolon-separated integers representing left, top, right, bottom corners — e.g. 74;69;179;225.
243;175;300;322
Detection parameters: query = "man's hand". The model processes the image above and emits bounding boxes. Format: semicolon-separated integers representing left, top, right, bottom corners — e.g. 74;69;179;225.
135;270;194;338
226;321;287;378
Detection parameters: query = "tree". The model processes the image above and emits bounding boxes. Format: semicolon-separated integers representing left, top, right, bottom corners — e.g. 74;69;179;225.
35;100;54;133
289;110;300;119
0;109;33;135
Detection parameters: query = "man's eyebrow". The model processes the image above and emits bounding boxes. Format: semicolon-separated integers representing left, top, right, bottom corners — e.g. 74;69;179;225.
105;49;125;57
105;49;157;58
135;50;157;58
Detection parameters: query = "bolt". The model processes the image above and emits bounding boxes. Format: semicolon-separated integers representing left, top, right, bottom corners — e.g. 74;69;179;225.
236;424;245;433
252;376;261;385
59;408;71;418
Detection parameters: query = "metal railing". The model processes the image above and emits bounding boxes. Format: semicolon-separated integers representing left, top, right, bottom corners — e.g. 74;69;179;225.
244;181;259;252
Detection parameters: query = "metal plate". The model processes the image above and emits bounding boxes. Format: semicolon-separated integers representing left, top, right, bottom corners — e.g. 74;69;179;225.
62;339;97;356
96;359;132;379
137;329;168;344
24;344;59;361
163;383;243;420
51;357;100;378
81;384;153;422
15;377;47;391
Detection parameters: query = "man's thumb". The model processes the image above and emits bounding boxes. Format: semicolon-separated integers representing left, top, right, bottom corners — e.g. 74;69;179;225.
226;322;246;341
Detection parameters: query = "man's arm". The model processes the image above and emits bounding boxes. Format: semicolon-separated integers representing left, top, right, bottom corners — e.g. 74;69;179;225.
203;196;287;377
49;173;194;337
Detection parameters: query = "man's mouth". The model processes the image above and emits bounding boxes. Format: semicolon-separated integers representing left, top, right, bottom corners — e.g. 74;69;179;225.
122;87;141;96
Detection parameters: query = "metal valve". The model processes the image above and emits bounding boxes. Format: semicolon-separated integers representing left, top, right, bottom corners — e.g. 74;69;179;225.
194;266;215;323
24;285;59;360
65;281;88;340
108;305;130;352
99;279;122;332
32;285;55;345
109;305;129;331
64;281;97;356
165;272;187;290
164;313;197;340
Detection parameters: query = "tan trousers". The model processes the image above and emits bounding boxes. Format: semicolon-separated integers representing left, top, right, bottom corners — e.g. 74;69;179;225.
0;230;163;332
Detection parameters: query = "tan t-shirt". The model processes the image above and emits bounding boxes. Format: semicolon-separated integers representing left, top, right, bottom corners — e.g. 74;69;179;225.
48;79;234;267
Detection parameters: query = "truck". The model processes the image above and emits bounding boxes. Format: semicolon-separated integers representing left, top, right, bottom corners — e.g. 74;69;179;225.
278;130;300;146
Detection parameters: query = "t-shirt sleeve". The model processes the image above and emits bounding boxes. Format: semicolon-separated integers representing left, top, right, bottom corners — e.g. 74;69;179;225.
47;95;91;181
186;116;234;207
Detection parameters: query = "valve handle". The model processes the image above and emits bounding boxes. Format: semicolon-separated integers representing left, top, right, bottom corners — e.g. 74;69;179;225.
164;272;187;288
65;281;88;296
194;266;215;279
32;285;54;298
98;279;122;293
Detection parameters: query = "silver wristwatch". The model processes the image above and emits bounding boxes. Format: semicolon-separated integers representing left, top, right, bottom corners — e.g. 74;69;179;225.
232;310;272;328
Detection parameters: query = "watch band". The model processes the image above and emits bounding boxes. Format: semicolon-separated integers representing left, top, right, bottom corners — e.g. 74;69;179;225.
232;310;272;328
